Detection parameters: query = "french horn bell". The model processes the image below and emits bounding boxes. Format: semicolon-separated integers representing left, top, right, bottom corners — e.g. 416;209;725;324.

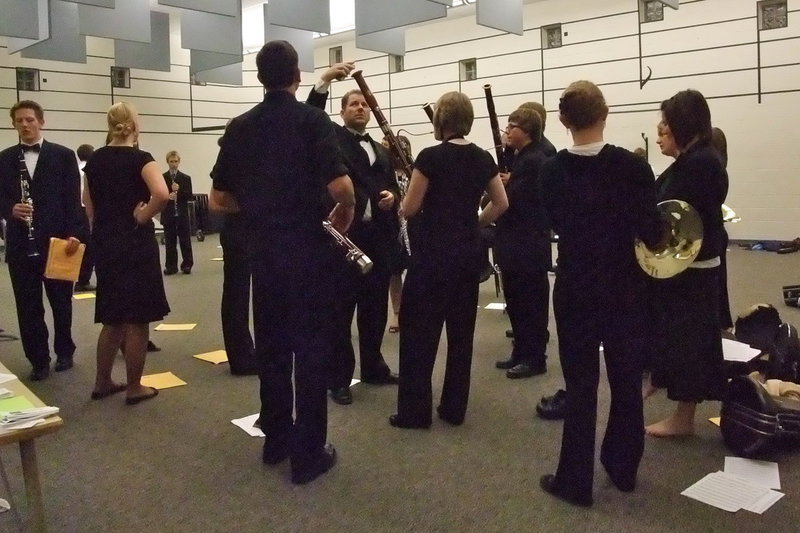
635;199;703;279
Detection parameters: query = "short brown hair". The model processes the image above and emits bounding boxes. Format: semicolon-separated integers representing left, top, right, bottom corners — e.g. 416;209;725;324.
77;144;94;162
433;91;473;139
256;40;298;90
10;100;44;122
341;89;363;110
519;101;547;129
558;81;608;131
166;150;180;161
508;107;542;143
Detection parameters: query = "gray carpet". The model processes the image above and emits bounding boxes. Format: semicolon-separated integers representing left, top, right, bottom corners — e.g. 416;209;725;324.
0;237;799;532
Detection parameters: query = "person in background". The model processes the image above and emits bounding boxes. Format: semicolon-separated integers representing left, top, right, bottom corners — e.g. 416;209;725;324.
710;126;733;331
75;143;96;292
161;150;193;275
390;91;508;429
83;101;169;404
0;100;84;381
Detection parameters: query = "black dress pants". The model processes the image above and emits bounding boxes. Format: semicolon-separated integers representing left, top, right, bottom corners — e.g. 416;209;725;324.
500;265;549;366
329;222;392;389
396;257;480;425
253;232;336;468
552;286;646;500
220;225;255;374
8;253;75;370
78;207;94;286
163;210;193;271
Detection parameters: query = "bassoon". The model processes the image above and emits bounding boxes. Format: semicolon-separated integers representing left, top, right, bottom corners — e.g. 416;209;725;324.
351;70;411;255
483;84;507;173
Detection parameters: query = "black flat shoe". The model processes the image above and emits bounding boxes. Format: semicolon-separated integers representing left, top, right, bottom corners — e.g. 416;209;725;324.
536;389;567;420
29;366;50;381
291;444;337;485
262;438;289;465
388;414;431;429
54;357;73;372
146;341;161;352
540;474;593;507
436;406;463;426
601;457;636;492
495;357;517;369
163;268;177;275
330;387;353;405
506;362;546;379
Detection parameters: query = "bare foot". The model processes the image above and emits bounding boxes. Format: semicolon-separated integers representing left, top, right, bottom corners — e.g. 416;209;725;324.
642;384;661;400
645;415;694;437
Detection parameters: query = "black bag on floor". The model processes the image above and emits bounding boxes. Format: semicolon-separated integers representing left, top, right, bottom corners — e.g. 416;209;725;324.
720;375;800;457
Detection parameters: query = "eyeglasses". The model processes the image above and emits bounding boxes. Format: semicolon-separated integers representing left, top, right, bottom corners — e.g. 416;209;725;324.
504;123;522;133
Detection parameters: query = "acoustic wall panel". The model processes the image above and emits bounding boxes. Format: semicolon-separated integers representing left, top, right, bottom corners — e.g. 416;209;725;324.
354;0;446;36
264;5;315;73
157;0;238;17
269;0;330;34
194;62;243;86
356;27;405;56
182;6;242;55
0;0;48;40
426;0;454;5
115;11;171;72
477;0;523;36
78;0;151;43
13;1;86;64
190;50;243;75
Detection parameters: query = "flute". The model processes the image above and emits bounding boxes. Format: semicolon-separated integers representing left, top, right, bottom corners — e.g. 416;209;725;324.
351;70;412;256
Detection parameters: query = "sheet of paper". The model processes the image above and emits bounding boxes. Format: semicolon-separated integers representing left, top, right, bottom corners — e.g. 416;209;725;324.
724;457;780;489
681;472;770;512
709;417;721;427
154;323;197;331
0;396;35;413
193;350;229;364
0;419;43;434
141;372;187;390
0;374;16;385
210;257;224;261
484;303;505;310
743;489;784;514
231;413;265;437
73;292;96;300
0;389;12;399
722;338;761;362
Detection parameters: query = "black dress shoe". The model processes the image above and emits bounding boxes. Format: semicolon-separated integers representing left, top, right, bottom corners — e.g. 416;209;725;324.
540;474;593;507
29;366;50;381
536;389;567;420
361;372;399;385
388;414;431;429
74;283;96;292
163;268;177;275
495;357;518;369
54;357;73;372
506;362;546;379
436;406;463;426
291;444;337;485
330;387;353;405
181;267;192;274
146;341;161;352
262;438;289;465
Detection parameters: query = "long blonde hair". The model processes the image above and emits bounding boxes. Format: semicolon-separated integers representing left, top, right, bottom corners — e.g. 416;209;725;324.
107;101;137;142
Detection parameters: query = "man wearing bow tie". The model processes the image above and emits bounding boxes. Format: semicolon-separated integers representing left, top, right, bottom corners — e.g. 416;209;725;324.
161;150;194;275
0;100;83;381
314;88;400;405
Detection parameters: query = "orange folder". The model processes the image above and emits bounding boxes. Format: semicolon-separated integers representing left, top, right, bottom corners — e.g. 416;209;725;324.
43;237;85;282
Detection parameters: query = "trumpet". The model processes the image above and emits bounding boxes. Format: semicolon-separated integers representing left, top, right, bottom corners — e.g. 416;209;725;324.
18;154;40;259
323;220;373;274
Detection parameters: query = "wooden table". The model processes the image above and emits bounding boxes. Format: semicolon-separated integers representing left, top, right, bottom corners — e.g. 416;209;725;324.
0;363;63;533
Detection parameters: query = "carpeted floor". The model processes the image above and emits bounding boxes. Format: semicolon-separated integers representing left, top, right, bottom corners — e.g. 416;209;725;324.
0;237;799;532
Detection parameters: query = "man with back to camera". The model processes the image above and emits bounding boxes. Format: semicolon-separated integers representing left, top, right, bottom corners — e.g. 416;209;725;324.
0;100;84;380
209;40;355;484
161;150;193;275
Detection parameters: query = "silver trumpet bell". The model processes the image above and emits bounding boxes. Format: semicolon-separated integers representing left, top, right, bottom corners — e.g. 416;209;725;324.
635;199;703;279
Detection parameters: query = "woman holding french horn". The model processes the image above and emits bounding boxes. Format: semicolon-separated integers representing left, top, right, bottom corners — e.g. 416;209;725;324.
644;90;729;437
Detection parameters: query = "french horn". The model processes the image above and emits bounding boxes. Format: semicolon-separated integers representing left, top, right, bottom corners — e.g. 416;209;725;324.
635;199;703;279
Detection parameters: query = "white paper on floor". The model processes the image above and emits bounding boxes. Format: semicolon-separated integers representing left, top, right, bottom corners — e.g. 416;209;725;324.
724;457;780;489
231;414;264;437
681;471;783;513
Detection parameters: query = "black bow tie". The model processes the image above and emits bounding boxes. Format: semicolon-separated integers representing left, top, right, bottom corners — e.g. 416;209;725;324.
354;132;372;143
21;143;40;153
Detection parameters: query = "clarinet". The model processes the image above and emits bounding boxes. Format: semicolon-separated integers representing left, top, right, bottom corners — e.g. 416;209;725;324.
18;152;40;259
323;220;373;274
483;84;508;173
350;70;412;256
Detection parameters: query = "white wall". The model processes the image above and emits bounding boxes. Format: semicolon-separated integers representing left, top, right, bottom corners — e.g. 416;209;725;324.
1;0;799;239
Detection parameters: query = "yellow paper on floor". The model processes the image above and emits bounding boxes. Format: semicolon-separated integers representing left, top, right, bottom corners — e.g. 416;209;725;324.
44;237;85;282
154;323;197;331
210;257;224;261
193;350;229;364
709;417;721;427
73;293;96;300
141;372;187;390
